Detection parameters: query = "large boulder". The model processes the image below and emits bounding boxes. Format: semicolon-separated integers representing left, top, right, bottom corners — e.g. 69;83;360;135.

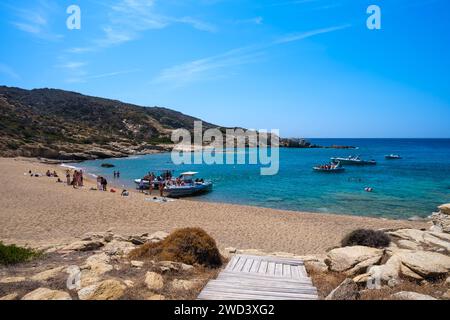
325;279;360;300
145;272;164;291
83;253;113;275
394;250;450;278
389;229;450;252
0;276;26;284
0;293;19;300
390;291;437;300
438;204;450;215
77;280;126;300
170;279;200;291
22;288;72;300
326;246;383;274
30;266;65;282
430;204;450;233
62;240;104;252
102;240;135;256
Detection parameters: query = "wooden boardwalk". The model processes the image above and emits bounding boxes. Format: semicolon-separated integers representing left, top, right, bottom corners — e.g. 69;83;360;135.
198;254;318;300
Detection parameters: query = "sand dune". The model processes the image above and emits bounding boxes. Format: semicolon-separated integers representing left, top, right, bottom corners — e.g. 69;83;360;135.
0;158;426;254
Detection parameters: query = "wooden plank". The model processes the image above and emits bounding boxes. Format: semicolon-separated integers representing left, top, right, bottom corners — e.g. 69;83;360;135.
242;258;254;273
204;283;318;295
250;259;261;273
258;260;268;274
238;254;305;265
198;254;318;301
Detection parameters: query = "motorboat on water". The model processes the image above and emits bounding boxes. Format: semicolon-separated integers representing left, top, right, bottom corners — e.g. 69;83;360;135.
331;156;377;165
385;154;402;160
135;171;212;197
163;172;213;198
313;162;345;173
134;170;173;190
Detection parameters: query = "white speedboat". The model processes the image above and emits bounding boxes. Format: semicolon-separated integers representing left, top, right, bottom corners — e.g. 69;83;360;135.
385;154;402;160
331;156;377;165
313;162;345;173
164;172;213;198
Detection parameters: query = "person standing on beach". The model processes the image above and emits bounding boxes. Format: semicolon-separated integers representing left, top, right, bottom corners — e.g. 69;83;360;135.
79;170;84;187
66;170;71;186
102;177;108;191
159;180;165;197
97;176;102;191
72;171;78;189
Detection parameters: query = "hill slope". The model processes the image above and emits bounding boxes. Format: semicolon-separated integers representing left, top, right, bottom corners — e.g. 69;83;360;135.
0;86;218;160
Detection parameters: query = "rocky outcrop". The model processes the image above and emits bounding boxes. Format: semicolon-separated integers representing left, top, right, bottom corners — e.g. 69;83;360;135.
78;280;126;300
389;229;450;252
429;204;450;233
30;266;65;282
145;272;164;291
325;246;383;275
390;291;437;300
325;279;360;300
21;288;72;300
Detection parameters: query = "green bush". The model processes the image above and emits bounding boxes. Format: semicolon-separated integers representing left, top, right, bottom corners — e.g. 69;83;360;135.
129;228;223;268
0;242;41;265
341;229;391;249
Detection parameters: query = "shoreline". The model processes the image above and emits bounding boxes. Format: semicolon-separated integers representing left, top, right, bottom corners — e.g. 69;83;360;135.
26;156;431;223
0;157;428;255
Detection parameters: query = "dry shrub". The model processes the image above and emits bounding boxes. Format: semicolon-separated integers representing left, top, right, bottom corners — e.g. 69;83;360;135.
341;229;391;248
360;279;446;300
307;268;347;299
129;228;223;268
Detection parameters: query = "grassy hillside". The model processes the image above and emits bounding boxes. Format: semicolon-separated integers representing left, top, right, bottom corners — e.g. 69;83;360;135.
0;86;218;160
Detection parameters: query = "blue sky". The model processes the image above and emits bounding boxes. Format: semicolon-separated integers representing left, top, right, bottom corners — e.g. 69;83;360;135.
0;0;449;138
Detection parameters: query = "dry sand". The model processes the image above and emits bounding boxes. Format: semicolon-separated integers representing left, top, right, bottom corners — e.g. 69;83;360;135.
0;158;427;254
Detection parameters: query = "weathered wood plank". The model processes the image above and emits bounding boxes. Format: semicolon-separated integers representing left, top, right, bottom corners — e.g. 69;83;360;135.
198;254;318;300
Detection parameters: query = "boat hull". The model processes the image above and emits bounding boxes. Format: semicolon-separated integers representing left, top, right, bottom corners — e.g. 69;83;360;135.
313;167;345;173
164;182;213;198
331;158;377;165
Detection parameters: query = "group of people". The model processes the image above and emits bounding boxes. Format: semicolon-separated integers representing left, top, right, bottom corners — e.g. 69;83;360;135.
46;170;59;178
96;176;108;191
66;169;84;188
113;171;121;179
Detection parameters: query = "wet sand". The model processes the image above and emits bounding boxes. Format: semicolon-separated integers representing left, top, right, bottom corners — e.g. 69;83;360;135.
0;158;427;254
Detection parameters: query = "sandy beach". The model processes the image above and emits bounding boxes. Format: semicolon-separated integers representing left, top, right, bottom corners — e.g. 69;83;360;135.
0;158;427;255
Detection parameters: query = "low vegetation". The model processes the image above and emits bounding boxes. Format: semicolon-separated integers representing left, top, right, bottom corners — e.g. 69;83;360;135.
129;228;223;268
341;229;391;248
0;242;41;265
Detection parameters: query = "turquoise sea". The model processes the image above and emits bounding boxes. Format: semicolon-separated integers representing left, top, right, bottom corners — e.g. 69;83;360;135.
70;139;450;219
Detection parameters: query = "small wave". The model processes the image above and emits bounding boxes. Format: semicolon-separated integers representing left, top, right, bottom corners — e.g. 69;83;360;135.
60;164;81;170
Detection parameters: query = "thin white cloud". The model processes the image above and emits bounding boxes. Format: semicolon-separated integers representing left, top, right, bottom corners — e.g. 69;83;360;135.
69;0;216;53
57;62;88;70
154;48;264;86
9;1;63;41
154;24;351;87
274;24;350;44
0;63;20;80
66;69;140;83
233;16;264;25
